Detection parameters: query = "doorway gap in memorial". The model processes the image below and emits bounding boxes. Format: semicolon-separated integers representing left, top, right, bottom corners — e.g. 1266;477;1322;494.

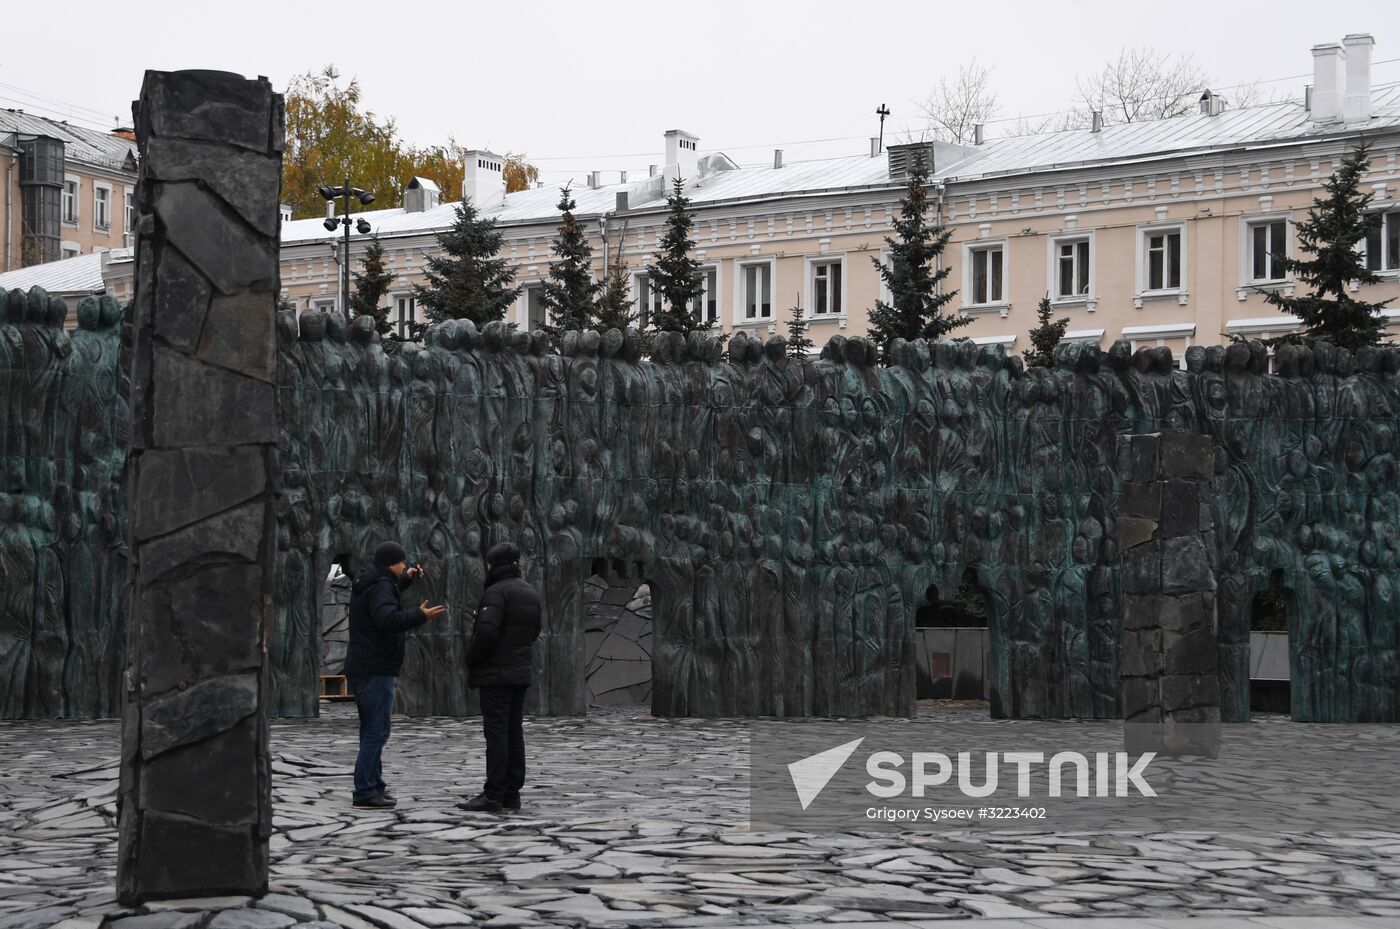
1248;568;1293;715
583;557;653;709
914;569;991;701
318;554;354;702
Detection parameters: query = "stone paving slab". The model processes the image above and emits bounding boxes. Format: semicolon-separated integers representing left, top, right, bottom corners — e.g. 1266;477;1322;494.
2;705;1400;929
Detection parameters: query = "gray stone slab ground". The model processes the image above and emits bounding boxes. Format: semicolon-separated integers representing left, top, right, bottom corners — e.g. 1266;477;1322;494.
2;705;1399;929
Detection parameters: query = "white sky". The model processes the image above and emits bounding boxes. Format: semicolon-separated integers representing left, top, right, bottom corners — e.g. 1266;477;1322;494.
2;0;1397;186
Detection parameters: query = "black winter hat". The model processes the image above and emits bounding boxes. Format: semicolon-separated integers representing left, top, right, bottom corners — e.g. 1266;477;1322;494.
374;541;408;568
485;541;521;567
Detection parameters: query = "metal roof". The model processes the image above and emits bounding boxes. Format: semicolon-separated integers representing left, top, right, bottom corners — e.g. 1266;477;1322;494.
0;250;117;296
281;85;1400;248
0;110;137;172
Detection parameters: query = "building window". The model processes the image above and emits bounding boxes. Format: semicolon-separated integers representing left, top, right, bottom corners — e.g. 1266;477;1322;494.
1054;237;1091;298
739;261;773;320
1247;220;1288;283
61;244;80;260
311;296;337;314
524;284;547;331
1364;210;1400;273
124;190;134;237
62;178;79;225
688;267;719;324
1144;229;1182;291
394;294;418;339
810;258;844;315
94;185;111;231
968;245;1004;305
634;273;664;328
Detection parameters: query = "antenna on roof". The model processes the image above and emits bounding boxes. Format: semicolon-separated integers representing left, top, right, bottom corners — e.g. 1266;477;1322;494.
875;103;891;156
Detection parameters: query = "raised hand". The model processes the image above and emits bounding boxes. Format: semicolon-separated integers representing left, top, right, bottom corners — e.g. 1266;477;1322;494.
420;601;447;621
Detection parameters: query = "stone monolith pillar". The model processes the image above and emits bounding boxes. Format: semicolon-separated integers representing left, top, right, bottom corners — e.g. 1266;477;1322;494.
117;70;283;904
1117;432;1222;758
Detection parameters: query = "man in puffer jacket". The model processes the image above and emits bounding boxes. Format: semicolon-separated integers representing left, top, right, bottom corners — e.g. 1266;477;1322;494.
460;542;542;813
344;541;446;809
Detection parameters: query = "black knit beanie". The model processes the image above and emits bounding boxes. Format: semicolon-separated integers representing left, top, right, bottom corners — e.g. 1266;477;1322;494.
374;541;408;568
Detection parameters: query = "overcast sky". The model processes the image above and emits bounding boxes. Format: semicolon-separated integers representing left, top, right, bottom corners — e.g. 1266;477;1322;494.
2;0;1396;186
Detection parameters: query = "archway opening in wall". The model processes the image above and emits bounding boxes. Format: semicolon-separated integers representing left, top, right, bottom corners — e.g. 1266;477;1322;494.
318;553;354;702
914;569;991;700
1249;568;1292;714
583;558;653;709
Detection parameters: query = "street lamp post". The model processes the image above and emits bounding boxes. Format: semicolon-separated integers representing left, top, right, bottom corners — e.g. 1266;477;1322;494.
319;178;375;321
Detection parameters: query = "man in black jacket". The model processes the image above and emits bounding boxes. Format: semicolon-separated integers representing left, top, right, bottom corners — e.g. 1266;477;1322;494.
460;542;542;813
344;541;446;809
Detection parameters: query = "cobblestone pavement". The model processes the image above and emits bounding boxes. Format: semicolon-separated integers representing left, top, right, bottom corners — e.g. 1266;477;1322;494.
2;705;1400;929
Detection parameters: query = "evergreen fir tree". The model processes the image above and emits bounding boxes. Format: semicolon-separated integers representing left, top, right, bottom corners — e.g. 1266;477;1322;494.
540;184;600;335
1022;294;1070;368
594;260;637;333
349;236;395;336
414;199;519;327
785;302;815;360
868;150;967;361
1264;143;1390;352
645;177;707;332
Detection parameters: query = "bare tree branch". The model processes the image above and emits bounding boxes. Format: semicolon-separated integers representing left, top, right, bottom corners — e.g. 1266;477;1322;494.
1075;47;1210;126
918;60;1000;144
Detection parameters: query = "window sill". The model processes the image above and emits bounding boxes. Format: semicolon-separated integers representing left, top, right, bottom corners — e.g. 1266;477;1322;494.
94;225;110;233
962;301;1010;318
1051;295;1097;312
809;313;848;328
1236;280;1293;301
1133;290;1188;308
62;220;78;228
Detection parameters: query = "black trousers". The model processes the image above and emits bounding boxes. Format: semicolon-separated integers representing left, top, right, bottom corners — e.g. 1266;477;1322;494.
479;685;528;802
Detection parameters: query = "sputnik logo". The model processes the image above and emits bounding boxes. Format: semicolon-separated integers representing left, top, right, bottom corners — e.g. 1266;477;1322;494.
787;737;865;810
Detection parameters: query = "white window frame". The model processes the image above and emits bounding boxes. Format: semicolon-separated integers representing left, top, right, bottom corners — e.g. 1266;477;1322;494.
519;281;548;332
733;256;777;326
62;175;80;226
93;182;112;232
1134;222;1187;306
1047;232;1095;308
805;254;847;321
124;189;134;237
631;271;665;330
60;242;80;260
1237;214;1293;300
1121;322;1196;370
392;293;419;340
961;240;1009;313
688;264;722;327
1363;206;1400;276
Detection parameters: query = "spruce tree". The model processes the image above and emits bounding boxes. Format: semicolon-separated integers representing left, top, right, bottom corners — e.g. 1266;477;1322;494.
1023;294;1070;368
541;184;600;334
594;261;637;333
414;199;519;327
1263;144;1390;352
349;235;395;336
785;302;815;359
868;150;966;361
645;177;707;332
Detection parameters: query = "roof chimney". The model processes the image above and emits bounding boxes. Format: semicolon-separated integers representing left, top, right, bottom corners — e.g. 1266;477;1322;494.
588;170;602;189
1343;33;1374;123
1090;110;1103;133
403;176;440;213
663;129;699;186
1311;43;1344;123
649;164;658;177
620;170;628;184
1305;84;1313;112
973;123;984;145
463;150;506;208
870;137;880;158
773;149;783;169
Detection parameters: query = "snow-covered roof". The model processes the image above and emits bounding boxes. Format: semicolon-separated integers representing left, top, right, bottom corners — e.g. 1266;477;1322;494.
0;250;119;296
0;110;137;172
280;85;1400;248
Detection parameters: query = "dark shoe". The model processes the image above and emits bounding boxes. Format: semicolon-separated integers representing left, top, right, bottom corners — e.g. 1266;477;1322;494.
353;793;397;809
458;793;502;813
503;793;521;812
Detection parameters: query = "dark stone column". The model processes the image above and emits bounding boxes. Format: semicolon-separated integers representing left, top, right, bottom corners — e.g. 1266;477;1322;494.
117;70;283;904
1118;432;1222;757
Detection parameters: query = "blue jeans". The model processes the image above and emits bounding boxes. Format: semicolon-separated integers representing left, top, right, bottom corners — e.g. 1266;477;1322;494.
350;675;395;800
